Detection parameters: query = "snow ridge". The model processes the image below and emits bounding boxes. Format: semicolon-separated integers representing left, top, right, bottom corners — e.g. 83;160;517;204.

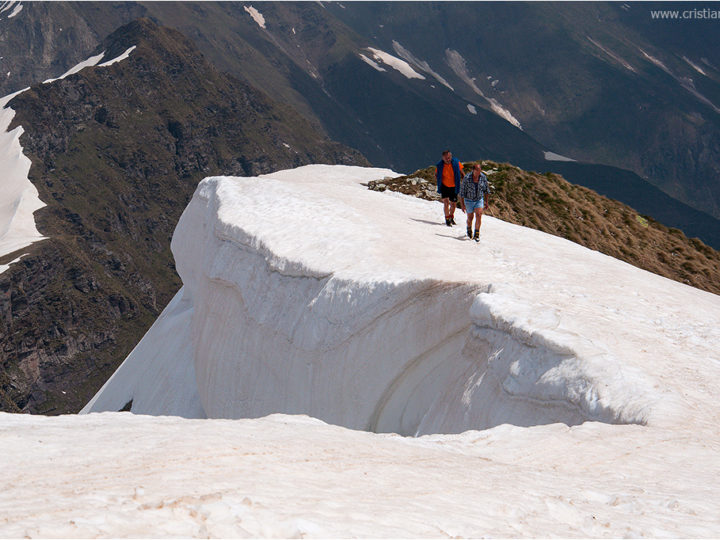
85;167;683;435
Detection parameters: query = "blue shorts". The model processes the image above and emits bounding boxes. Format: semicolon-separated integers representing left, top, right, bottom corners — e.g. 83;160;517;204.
464;197;484;213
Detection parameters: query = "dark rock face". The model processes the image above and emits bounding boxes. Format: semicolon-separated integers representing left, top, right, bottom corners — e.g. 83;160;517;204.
0;18;367;414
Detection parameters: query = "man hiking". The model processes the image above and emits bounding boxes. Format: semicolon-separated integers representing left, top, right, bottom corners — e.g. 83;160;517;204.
459;162;490;242
435;150;463;226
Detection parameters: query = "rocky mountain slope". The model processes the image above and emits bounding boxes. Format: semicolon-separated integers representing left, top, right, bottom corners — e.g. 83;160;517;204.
0;18;365;414
2;2;719;248
370;162;720;296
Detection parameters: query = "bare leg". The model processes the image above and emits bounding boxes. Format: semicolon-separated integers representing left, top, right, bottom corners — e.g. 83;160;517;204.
474;208;483;231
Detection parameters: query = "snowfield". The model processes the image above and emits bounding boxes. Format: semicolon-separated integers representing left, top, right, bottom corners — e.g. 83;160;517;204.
4;164;720;536
2;412;719;538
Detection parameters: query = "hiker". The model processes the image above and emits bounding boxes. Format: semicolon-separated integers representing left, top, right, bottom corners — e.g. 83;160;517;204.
459;163;490;242
435;150;464;226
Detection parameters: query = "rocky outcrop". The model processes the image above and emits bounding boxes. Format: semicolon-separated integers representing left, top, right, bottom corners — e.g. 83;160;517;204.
0;19;366;414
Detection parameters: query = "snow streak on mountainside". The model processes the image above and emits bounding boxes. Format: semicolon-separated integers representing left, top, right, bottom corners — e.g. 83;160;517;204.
391;40;454;90
364;47;425;80
0;89;44;261
243;5;266;30
85;166;720;440
444;48;522;129
43;46;136;84
0;1;22;20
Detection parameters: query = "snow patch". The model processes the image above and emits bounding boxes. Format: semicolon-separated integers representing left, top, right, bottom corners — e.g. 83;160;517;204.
445;49;522;129
640;48;720;113
0;253;23;273
365;48;425;80
359;53;386;72
488;97;520;128
587;37;636;73
467;104;477;115
43;52;105;84
0;1;17;14
43;47;137;84
544;151;575;162
98;46;136;67
0;89;46;264
683;56;707;76
640;49;673;75
6;2;21;18
0;1;22;18
391;40;453;90
244;5;266;29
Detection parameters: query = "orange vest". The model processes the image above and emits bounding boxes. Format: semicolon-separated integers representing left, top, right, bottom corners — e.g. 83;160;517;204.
442;162;462;187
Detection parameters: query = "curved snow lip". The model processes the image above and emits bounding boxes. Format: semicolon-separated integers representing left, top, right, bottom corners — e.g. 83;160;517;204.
367;286;677;436
468;292;672;427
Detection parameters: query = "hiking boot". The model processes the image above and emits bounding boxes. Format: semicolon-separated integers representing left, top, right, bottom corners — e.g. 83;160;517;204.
445;217;452;227
473;230;480;242
466;227;472;238
450;216;457;225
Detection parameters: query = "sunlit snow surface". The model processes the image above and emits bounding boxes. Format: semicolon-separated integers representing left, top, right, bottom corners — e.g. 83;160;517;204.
43;46;136;84
0;1;22;19
1;411;719;537
6;165;720;537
